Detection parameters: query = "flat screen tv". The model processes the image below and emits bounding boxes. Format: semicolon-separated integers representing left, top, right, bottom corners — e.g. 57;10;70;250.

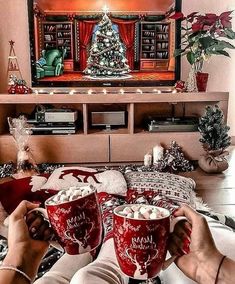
28;0;182;88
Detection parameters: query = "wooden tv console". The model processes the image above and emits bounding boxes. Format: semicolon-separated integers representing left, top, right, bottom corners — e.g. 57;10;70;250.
0;89;229;165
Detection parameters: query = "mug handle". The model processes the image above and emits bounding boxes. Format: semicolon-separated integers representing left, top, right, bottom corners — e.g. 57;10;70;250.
28;208;64;252
162;216;188;271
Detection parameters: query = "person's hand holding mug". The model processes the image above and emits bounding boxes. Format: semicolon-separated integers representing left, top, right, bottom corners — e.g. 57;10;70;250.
0;201;53;284
169;204;233;283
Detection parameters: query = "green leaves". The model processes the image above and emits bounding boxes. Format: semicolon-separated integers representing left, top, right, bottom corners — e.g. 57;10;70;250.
174;49;184;57
224;28;235;39
199;36;215;49
187;51;196;64
176;11;235;65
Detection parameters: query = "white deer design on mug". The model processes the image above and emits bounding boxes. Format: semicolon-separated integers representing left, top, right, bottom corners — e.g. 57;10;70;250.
64;217;94;254
126;248;158;279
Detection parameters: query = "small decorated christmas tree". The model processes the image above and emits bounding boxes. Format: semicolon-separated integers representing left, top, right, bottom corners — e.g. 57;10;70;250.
84;13;130;78
198;105;231;173
198;105;231;151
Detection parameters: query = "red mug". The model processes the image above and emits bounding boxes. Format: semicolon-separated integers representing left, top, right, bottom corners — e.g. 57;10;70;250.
34;189;102;255
113;204;185;280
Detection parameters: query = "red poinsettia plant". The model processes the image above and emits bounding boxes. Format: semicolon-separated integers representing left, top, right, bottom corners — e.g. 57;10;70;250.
170;11;235;71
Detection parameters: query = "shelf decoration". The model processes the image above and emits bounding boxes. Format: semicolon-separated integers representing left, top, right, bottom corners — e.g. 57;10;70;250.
7;41;32;94
198;105;231;173
125;141;194;174
8;75;32;94
8;116;38;179
84;9;131;79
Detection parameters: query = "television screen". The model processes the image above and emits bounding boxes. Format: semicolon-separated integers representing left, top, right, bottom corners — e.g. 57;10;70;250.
28;0;181;88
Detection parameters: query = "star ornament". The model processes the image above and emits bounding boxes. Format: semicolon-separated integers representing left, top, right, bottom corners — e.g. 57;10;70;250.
9;40;15;46
102;4;109;14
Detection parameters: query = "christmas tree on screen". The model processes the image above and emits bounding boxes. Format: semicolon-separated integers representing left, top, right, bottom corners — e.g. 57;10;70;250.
84;13;130;78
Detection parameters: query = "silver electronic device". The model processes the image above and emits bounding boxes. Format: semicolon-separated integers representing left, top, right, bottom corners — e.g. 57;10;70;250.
148;117;199;132
35;105;78;123
91;111;126;130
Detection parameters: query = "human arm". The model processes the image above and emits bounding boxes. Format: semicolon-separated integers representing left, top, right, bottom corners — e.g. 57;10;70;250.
0;201;52;284
169;205;235;284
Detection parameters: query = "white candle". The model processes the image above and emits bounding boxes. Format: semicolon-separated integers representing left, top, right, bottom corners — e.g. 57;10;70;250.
153;145;164;164
144;153;152;167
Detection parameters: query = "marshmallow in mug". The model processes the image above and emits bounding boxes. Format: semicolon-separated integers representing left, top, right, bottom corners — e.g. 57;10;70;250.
117;205;167;220
48;184;95;205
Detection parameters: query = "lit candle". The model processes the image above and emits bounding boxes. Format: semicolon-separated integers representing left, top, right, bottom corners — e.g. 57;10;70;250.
49;91;54;95
136;89;143;94
153;89;161;94
172;89;177;94
119;89;125;95
103;89;107;95
69;89;75;95
144;152;152;167
88;89;93;95
153;145;164;164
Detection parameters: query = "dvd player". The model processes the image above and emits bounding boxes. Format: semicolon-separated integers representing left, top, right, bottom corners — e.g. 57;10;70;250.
29;124;76;135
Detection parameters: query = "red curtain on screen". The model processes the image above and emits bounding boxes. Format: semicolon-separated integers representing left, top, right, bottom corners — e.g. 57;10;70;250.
111;18;139;70
79;20;98;71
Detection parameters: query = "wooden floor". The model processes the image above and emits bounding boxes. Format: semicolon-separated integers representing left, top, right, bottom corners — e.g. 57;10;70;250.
182;146;235;218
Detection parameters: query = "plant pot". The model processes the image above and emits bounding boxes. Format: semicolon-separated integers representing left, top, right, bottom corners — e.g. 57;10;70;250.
198;150;229;173
196;72;209;92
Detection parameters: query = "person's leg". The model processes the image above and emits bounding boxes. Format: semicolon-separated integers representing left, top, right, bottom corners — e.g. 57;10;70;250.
70;238;129;284
34;252;92;284
160;216;235;284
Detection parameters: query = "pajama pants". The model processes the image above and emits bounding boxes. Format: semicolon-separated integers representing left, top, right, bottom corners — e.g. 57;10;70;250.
35;216;235;284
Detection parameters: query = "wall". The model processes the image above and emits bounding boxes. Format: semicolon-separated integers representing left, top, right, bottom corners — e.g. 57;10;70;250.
0;0;234;138
182;0;235;140
0;0;31;93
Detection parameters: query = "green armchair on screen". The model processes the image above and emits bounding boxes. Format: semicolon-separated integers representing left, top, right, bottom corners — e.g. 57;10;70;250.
36;48;66;78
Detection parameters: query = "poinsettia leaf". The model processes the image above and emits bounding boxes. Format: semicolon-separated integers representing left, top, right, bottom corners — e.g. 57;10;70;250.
224;28;235;39
169;12;185;20
186;12;198;22
199;37;215;48
187;52;195;64
221;18;232;28
211;50;230;57
219;11;233;19
219;40;235;49
174;49;184;57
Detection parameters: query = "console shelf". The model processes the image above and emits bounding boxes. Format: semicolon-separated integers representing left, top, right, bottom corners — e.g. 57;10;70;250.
0;90;229;164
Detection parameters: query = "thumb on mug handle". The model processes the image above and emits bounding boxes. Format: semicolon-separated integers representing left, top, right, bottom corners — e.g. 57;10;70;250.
28;208;64;252
162;216;188;271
